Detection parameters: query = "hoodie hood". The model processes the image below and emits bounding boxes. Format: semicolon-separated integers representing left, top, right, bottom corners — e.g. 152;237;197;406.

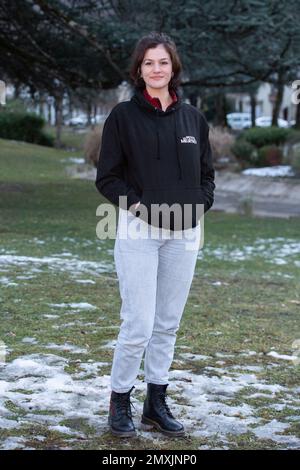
131;87;184;180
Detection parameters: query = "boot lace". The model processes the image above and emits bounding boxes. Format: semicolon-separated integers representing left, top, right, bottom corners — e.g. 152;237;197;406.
157;392;174;418
117;394;136;418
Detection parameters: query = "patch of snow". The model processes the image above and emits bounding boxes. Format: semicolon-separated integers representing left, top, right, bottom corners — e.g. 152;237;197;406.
21;338;38;344
61;157;85;164
0;436;28;450
99;340;117;349
0;276;18;286
252;419;299;448
0;254;114;278
48;425;85;437
44;343;88;354
242;166;294;177
179;353;211;361
48;302;97;311
267;351;298;361
75;279;96;284
0;353;299;448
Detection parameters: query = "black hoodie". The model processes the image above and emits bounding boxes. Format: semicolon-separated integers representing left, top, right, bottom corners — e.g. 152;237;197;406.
95;87;215;230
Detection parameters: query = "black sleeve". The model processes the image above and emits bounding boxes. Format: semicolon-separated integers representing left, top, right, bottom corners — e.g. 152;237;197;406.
199;116;215;213
95;108;140;210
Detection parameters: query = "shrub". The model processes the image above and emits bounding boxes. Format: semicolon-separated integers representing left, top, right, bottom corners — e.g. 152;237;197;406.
83;124;103;166
286;128;300;144
290;145;300;177
209;126;236;167
239;126;289;148
0;111;54;146
231;139;258;167
257;145;283;166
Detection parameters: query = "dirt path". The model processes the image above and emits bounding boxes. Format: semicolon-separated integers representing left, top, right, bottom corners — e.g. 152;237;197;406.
214;171;300;218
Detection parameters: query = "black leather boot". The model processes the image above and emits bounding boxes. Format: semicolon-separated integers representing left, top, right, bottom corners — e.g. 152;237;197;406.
141;383;185;437
108;385;136;437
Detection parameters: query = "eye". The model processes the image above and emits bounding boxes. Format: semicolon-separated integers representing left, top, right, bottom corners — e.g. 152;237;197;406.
144;61;169;65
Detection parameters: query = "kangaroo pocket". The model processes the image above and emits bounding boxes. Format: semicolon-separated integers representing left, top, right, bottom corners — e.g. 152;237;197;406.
138;186;206;231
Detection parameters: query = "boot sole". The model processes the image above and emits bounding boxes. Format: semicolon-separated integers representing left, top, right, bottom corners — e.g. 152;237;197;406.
141;415;185;437
108;418;136;438
110;427;137;438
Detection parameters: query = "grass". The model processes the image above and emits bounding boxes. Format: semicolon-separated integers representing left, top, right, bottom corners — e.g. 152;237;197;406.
44;124;91;151
0;135;300;450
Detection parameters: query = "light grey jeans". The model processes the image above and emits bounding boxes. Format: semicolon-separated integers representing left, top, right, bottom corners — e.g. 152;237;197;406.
111;208;202;393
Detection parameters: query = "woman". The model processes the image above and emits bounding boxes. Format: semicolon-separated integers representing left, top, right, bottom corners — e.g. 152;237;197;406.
95;32;215;438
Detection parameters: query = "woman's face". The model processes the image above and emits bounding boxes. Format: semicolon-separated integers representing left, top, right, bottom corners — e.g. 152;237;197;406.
140;44;173;92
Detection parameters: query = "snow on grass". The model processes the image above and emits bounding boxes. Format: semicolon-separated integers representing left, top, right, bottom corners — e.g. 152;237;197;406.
178;353;212;361
0;254;114;278
0;276;18;286
48;302;97;311
0;235;299;283
252;420;300;448
198;237;300;266
242;166;294;177
0;436;29;450
44;343;88;354
99;340;117;350
60;157;85;164
240;351;258;357
0;352;299;449
21;338;39;345
47;425;85;437
0;353;110;436
51;321;97;329
267;351;299;362
28;238;46;245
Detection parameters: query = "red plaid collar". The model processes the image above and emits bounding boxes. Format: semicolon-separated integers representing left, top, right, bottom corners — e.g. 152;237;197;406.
142;87;177;110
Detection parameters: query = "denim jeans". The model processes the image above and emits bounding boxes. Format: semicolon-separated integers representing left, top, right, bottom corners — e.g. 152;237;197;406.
110;208;201;393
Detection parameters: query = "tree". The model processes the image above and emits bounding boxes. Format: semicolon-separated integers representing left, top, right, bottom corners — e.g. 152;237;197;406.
1;0;299;134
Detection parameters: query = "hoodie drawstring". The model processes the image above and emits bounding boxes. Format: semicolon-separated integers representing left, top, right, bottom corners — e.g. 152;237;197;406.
173;110;183;180
154;107;182;181
155;108;160;160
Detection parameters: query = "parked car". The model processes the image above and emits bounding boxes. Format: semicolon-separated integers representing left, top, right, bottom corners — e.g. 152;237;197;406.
255;116;289;128
65;114;88;126
65;113;107;126
91;114;107;125
226;112;251;130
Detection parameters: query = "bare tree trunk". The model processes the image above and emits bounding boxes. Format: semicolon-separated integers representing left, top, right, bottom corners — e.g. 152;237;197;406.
47;102;52;124
54;93;63;148
92;104;98;128
86;100;92;126
295;100;300;129
14;82;21;99
215;92;227;127
272;71;284;126
68;92;73;119
250;92;256;127
38;92;45;118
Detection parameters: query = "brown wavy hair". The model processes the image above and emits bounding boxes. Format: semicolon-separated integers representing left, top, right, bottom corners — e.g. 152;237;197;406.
129;32;183;92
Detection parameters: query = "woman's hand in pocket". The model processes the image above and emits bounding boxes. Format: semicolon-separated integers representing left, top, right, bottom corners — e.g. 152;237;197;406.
128;200;141;215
